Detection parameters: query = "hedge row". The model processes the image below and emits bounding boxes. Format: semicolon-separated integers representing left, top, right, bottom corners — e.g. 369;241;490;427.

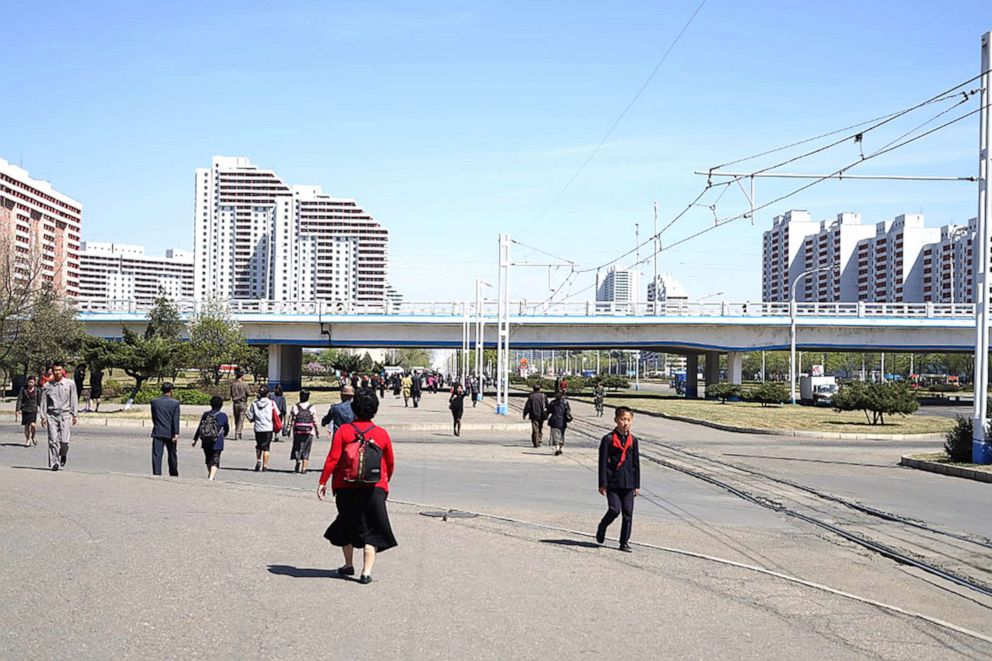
705;382;789;406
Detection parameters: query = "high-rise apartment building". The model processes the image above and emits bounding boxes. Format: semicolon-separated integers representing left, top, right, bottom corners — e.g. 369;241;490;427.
762;210;820;302
596;267;640;311
854;214;939;302
78;242;194;307
646;274;689;304
0;157;82;297
193;156;388;305
761;209;981;304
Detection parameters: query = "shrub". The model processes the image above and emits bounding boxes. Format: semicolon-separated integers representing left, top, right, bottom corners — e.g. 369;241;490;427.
598;375;630;390
706;383;742;403
945;416;974;462
121;385;213;406
746;382;788;407
832;381;919;425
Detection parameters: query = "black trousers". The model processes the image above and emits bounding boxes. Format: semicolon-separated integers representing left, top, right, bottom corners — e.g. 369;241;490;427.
598;488;635;546
152;437;179;476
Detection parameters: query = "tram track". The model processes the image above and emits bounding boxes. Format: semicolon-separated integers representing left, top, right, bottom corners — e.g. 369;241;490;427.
514;394;992;604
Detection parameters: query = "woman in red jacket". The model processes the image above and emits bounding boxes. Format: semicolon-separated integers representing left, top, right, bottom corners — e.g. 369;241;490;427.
317;388;396;584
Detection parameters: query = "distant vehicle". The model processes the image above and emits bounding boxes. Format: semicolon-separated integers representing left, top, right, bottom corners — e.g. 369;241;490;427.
581;370;597;378
383;366;403;376
800;375;838;406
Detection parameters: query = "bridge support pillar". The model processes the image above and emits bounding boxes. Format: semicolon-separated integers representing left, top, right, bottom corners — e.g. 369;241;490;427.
268;345;302;391
685;354;699;398
704;351;721;395
727;351;743;385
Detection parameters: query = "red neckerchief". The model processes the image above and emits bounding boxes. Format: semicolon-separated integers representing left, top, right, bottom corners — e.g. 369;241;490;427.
612;431;633;468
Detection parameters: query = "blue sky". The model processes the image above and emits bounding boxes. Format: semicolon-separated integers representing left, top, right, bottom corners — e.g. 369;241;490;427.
3;1;989;303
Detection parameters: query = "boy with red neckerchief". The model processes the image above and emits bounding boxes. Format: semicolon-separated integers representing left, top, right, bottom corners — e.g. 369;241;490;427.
596;406;640;552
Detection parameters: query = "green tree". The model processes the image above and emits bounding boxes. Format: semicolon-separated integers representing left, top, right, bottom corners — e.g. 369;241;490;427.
9;286;85;376
115;297;185;406
187;300;246;385
235;344;269;383
383;348;432;370
832;381;919;425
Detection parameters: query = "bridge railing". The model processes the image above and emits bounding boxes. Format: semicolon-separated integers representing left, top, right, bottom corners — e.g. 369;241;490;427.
74;298;978;319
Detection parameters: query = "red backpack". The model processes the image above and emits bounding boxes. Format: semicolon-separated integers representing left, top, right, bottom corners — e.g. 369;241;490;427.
340;423;383;485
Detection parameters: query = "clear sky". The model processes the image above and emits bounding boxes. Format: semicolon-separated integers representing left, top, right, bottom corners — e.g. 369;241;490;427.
3;1;990;304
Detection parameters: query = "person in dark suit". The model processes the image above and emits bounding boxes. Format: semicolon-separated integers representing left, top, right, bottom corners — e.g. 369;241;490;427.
596;406;640;552
150;382;181;477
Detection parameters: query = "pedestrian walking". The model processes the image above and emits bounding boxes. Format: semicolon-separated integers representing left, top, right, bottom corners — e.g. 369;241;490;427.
15;375;41;447
449;384;468;436
546;390;572;456
321;385;355;436
269;384;288;442
150;382;181;477
246;385;277;472
522;383;548;448
88;368;104;412
411;372;422;408
39;362;78;471
317;388;397;584
391;373;401;398
596;407;640;553
376;374;385;400
229;369;250;440
192;395;229;481
73;363;86;410
594;383;606;417
470;378;480;407
401;373;412;407
288;390;319;474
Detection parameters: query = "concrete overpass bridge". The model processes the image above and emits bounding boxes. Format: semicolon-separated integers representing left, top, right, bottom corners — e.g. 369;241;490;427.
78;299;977;392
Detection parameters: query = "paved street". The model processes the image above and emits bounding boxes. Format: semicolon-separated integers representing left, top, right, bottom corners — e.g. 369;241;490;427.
2;391;991;659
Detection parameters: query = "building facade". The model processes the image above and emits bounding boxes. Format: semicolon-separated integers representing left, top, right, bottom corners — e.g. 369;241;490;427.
193;156;388;306
762;209;979;304
0;157;83;297
596;267;640;311
78;242;194;307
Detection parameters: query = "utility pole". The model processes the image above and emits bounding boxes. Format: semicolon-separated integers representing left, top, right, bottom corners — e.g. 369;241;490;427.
496;234;511;414
635;222;640;313
973;31;992;461
653;201;659;316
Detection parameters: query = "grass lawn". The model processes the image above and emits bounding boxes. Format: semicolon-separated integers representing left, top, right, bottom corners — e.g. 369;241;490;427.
575;393;954;435
908;452;992;474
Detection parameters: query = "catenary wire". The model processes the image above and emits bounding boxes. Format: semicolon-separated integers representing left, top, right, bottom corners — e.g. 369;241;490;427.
518;0;708;234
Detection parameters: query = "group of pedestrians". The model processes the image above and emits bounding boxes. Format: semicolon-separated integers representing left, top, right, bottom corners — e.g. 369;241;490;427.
18;362;80;471
522;383;572;455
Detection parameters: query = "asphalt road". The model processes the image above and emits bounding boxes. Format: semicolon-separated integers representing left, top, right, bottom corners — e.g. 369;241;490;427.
2;393;991;659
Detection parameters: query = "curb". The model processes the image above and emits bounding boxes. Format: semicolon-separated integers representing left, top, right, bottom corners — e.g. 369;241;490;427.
900;455;992;483
568;396;946;441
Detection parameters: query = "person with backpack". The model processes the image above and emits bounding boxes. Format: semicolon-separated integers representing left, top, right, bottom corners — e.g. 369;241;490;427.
546;390;572;456
317;388;396;585
448;383;469;436
192;396;229;481
246;385;279;472
288;389;319;474
596;406;640;553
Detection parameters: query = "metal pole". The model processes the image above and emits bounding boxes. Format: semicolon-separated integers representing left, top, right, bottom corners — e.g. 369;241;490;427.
496;234;511;414
597;350;601;374
653;201;659;315
761;351;766;382
881;352;885;382
973;31;992;459
790;288;798;405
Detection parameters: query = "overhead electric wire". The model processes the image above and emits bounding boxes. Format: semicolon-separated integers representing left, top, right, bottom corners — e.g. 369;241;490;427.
519;0;708;233
509;239;577;266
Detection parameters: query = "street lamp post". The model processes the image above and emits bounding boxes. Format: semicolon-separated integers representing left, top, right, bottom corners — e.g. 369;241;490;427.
790;265;836;405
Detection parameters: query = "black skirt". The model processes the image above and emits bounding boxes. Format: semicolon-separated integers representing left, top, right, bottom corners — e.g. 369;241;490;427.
21;412;37;426
324;487;397;552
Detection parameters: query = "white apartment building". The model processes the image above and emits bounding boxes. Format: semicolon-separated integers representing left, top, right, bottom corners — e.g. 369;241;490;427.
0;157;83;297
193;156;388;306
78;242;194;307
922;218;978;304
855;214;939;302
647;273;689;304
762;210;820;302
596;267;640;311
799;213;875;302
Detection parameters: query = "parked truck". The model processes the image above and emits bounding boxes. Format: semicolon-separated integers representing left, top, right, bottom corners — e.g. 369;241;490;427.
800;375;838;406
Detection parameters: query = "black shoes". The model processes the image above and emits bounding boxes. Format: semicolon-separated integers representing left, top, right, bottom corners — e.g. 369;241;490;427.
554;449;562;456
254;463;261;472
359;575;373;584
619;544;633;553
50;465;59;472
596;528;605;545
336;565;355;577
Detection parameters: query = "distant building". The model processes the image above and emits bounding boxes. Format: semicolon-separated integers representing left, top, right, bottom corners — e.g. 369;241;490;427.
799;213;875;302
78;242;194;307
647;273;689;304
854;214;939;302
596;267;640;311
0;157;83;297
762;210;819;302
922;220;975;304
194;156;388;306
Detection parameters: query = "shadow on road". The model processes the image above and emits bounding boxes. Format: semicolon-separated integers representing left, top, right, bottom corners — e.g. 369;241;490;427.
266;564;350;580
0;443;33;448
9;465;54;471
225;467;299;475
540;539;601;549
